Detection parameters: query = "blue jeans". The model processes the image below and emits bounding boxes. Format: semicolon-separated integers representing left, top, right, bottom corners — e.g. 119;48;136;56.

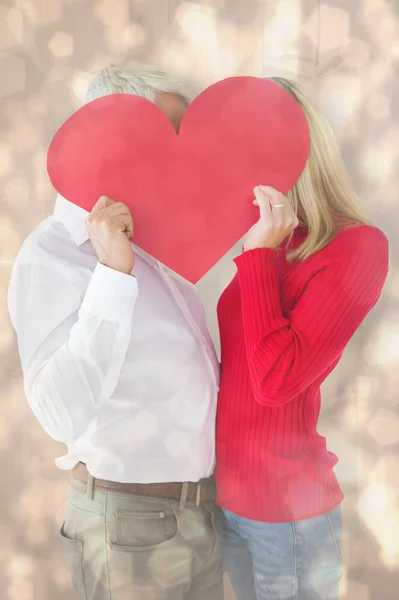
222;506;343;600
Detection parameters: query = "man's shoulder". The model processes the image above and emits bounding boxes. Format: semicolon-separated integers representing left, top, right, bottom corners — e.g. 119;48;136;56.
15;216;89;280
18;217;65;260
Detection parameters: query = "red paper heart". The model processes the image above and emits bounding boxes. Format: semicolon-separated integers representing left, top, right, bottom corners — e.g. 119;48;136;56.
47;77;310;282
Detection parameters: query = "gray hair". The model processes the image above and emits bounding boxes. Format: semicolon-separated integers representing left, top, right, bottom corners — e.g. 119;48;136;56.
85;63;194;104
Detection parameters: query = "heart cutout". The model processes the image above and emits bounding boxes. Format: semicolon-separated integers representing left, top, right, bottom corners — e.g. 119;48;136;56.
47;77;310;283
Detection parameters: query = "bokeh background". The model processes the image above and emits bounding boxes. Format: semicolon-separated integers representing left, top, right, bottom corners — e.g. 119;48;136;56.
0;0;398;598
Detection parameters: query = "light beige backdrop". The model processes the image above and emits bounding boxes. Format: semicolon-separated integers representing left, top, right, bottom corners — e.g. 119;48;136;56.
0;1;398;599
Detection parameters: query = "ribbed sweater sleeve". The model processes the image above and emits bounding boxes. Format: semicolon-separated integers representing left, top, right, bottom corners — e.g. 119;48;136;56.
234;226;389;407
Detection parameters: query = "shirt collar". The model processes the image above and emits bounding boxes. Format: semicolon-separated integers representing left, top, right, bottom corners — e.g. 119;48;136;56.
53;194;90;246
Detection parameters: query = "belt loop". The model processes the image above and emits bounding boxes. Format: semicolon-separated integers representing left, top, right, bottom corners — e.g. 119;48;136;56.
196;480;202;507
86;472;94;500
179;482;189;513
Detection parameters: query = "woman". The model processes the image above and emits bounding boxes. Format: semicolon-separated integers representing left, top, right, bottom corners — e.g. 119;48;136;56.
215;78;389;600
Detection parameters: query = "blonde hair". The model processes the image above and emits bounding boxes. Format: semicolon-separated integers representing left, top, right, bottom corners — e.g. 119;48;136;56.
267;77;370;261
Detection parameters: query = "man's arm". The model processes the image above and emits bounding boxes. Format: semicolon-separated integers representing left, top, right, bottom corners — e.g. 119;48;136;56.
8;260;137;444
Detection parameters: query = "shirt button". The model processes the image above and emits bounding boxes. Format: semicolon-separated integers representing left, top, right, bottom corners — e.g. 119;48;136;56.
159;512;165;519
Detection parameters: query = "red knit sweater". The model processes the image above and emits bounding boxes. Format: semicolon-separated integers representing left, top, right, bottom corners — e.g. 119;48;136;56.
215;225;389;522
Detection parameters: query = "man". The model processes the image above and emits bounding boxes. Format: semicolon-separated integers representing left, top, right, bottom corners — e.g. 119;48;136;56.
8;64;222;600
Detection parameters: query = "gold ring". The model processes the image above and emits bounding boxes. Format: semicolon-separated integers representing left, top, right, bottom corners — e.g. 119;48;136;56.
272;204;284;208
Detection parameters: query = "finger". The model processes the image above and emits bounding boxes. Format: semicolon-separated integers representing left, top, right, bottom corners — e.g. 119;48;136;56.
100;211;134;236
254;187;273;222
88;195;116;220
258;186;288;225
99;214;134;237
100;202;132;219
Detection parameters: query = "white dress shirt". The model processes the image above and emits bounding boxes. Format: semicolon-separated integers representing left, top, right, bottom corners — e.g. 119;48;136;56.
8;196;219;483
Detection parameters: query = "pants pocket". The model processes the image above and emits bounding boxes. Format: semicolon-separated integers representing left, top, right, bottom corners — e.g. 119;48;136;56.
326;506;343;565
59;521;87;599
115;506;179;550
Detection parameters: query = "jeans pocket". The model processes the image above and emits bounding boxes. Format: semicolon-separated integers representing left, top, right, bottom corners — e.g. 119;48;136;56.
326;507;343;565
59;521;87;599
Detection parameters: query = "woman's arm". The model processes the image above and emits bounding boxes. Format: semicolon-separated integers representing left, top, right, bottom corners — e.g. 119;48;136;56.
235;226;389;407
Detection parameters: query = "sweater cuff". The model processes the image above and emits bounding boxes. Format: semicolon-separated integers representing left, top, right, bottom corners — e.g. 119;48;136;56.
234;248;283;336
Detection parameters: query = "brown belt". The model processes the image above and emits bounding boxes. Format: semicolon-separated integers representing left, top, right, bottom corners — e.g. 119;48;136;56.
70;462;216;505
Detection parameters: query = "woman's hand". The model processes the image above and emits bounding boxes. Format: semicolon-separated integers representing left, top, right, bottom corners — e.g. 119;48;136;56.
243;186;299;251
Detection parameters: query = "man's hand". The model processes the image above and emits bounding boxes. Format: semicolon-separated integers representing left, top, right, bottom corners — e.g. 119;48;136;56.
244;186;299;252
86;196;135;275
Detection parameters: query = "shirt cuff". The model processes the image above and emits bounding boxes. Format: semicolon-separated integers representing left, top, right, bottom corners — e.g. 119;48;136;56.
81;263;138;325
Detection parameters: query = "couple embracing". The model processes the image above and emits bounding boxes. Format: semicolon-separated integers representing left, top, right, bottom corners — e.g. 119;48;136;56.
8;63;388;600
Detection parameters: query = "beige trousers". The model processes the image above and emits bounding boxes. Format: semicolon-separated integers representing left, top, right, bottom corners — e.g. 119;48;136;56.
60;479;223;600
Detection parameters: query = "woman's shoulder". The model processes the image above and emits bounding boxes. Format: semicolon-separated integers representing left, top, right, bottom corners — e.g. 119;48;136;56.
331;224;388;254
316;224;389;275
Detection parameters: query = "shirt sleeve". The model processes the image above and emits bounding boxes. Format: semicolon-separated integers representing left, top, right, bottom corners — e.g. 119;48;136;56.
234;226;389;407
8;261;138;443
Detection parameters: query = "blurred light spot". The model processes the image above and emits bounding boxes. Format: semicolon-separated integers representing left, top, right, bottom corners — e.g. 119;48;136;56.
3;178;30;211
106;22;147;54
367;320;399;366
264;1;303;45
6;120;40;152
369;13;399;55
309;5;350;53
125;22;147;49
0;413;11;450
26;93;47;117
0;6;21;49
5;7;24;44
162;4;238;82
366;409;399;445
149;543;192;587
361;132;399;183
342;378;371;431
161;42;192;77
179;516;206;542
95;0;128;29
340;39;371;69
54;502;67;528
261;57;310;80
0;53;26;97
25;518;50;546
48;31;74;58
367;93;391;120
70;70;93;104
175;3;218;44
40;66;75;114
164;430;191;457
358;482;399;568
318;426;357;484
6;555;34;578
0;217;21;260
319;76;362;135
18;0;62;25
131;410;159;443
0;142;13;177
368;58;391;87
386;271;399;301
345;580;370;600
53;567;71;588
7;579;33;600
